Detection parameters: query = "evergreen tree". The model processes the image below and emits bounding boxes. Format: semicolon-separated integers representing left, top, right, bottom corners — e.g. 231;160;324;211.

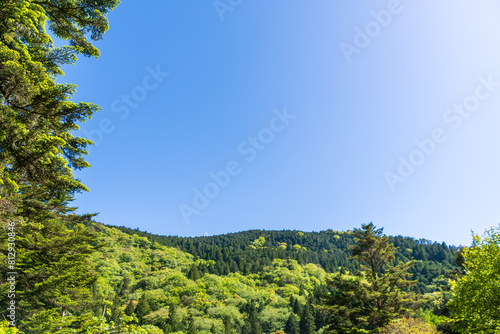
244;302;261;334
0;0;118;331
188;263;201;280
314;307;327;331
299;302;315;334
224;316;236;334
289;295;295;308
324;223;420;333
124;300;136;316
293;298;302;315
134;294;151;324
284;313;300;334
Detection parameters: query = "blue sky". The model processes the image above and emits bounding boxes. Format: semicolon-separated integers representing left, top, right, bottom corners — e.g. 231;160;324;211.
65;0;500;246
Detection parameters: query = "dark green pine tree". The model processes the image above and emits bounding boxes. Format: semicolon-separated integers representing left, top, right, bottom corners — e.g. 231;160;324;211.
314;307;327;331
293;298;302;315
284;313;300;334
0;0;119;332
289;295;295;308
135;294;151;324
324;223;420;333
243;302;261;334
299;283;305;296
224;316;236;334
249;313;262;334
188;263;201;280
168;303;183;332
124;300;136;316
300;301;316;334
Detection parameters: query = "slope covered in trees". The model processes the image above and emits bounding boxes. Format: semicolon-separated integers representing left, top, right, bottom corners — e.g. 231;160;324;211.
1;2;492;333
113;226;458;294
87;224;335;333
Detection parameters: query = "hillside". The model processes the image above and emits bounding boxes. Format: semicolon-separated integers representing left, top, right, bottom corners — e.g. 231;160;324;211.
110;226;459;294
87;224;459;333
90;224;334;333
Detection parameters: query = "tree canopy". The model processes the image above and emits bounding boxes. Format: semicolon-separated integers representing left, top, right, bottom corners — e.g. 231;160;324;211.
324;223;421;333
0;0;119;331
449;226;500;333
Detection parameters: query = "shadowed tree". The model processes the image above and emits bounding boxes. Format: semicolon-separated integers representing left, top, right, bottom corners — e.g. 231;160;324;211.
324;223;420;333
284;313;299;334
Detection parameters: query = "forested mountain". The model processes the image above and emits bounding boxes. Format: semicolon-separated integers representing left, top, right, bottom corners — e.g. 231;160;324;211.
83;224;458;333
2;1;494;333
88;224;335;333
112;226;458;294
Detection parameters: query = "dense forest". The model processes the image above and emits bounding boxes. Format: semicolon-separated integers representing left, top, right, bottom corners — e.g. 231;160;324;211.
19;222;463;333
113;226;458;294
2;1;500;333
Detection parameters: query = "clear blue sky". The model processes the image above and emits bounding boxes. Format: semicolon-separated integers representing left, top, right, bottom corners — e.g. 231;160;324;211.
65;0;500;246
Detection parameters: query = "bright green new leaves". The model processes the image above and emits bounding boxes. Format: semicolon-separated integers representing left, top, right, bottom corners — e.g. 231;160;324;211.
0;0;118;331
0;0;119;205
449;227;500;333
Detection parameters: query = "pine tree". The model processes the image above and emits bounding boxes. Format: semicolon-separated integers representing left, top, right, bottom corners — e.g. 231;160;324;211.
244;302;261;334
0;0;118;331
299;302;315;334
324;223;420;333
134;294;151;324
224;316;235;334
284;313;300;334
289;295;295;308
293;298;302;315
188;263;201;280
124;300;136;316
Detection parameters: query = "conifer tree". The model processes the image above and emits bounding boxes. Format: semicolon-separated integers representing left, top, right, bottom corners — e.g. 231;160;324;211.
134;294;151;324
299;301;316;334
124;300;136;316
284;313;300;334
324;223;420;333
188;263;201;280
0;0;118;331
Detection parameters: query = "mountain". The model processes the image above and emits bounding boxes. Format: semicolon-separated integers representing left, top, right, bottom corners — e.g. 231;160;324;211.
110;226;459;293
84;224;458;333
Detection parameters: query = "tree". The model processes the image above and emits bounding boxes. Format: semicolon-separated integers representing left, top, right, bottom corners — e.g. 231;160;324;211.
242;302;261;334
379;317;439;334
125;300;136;316
188;263;201;280
284;313;299;334
135;294;151;324
449;227;500;333
324;223;419;333
0;0;118;331
299;301;315;334
188;315;197;334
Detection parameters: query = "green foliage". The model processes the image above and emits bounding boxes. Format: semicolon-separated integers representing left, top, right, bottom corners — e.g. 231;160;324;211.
379;317;439;334
449;227;500;333
0;0;119;331
299;301;315;334
0;321;20;333
324;223;421;333
113;226;458;293
284;313;300;334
